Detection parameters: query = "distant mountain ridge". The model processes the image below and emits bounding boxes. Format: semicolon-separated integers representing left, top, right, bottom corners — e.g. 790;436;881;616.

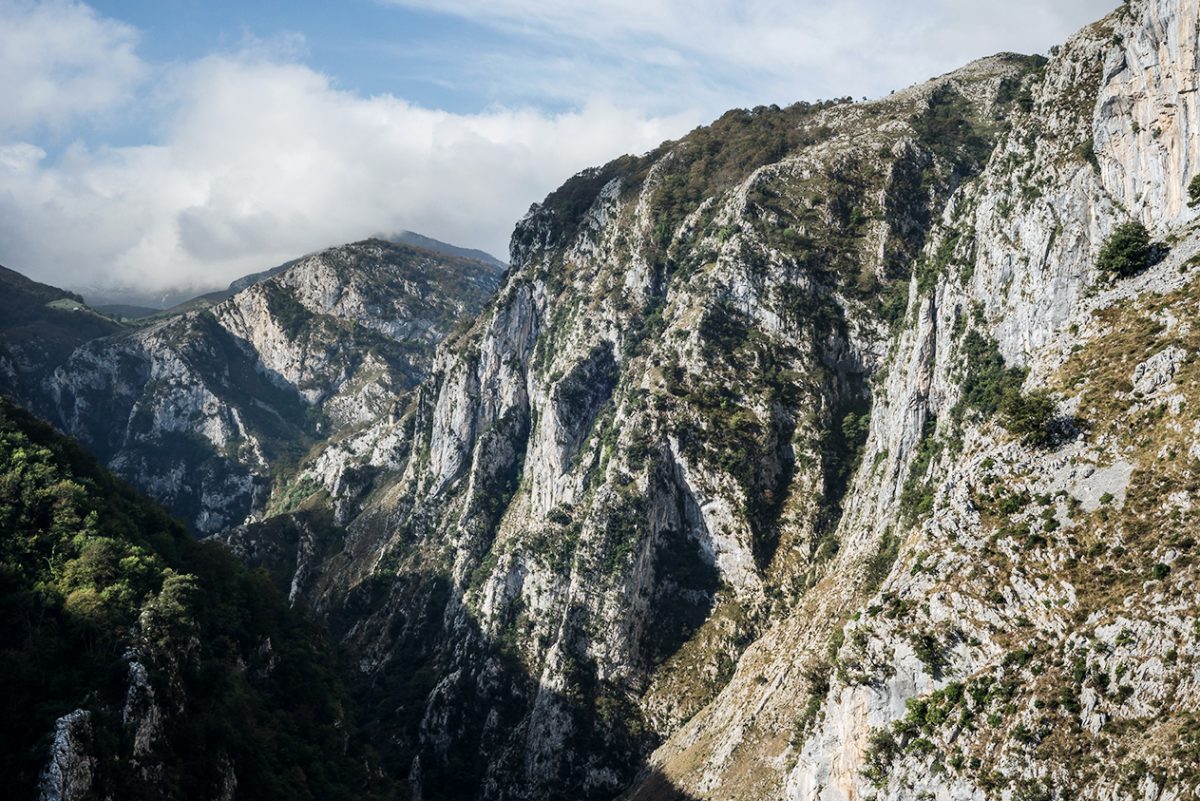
0;265;123;408
78;231;506;314
0;237;504;534
383;230;507;270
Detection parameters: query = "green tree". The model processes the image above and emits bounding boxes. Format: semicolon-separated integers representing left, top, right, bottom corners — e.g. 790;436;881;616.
999;389;1057;447
1096;221;1154;278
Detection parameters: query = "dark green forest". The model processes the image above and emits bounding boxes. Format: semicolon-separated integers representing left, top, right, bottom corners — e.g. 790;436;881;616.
0;397;397;800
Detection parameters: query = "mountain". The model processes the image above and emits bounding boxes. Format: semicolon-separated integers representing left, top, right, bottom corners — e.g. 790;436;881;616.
92;304;163;321
0;266;124;408
0;396;399;801
78;232;504;318
217;2;1200;799
1;238;504;534
10;1;1200;799
152;232;500;319
384;230;507;270
239;59;1022;794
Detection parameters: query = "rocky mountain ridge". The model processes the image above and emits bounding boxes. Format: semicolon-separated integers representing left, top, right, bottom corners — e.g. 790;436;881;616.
0;239;502;534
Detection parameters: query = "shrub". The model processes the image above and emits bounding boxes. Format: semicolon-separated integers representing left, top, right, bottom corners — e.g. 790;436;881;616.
1189;174;1200;207
999;389;1057;447
898;417;939;523
862;728;900;787
1096;221;1159;278
960;330;1025;417
910;631;948;678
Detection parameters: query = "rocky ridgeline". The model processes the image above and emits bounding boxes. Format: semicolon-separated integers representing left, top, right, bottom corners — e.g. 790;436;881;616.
9;240;502;535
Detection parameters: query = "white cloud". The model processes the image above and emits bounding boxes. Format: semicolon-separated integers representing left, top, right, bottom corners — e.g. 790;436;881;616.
0;0;1118;297
0;53;692;294
0;142;46;172
383;0;1118;108
0;0;144;134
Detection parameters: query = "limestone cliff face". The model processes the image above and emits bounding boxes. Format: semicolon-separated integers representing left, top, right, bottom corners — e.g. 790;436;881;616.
32;239;501;534
220;48;1076;800
640;2;1200;799
223;3;1200;801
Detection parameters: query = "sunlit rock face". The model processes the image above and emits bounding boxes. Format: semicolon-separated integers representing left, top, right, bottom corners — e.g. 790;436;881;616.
233;3;1200;799
17;2;1200;799
0;239;501;534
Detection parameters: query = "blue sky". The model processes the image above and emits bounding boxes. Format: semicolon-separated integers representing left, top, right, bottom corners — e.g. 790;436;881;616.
90;1;503;113
0;0;1116;297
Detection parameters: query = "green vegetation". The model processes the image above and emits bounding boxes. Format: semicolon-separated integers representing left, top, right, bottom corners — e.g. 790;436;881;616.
915;230;969;292
959;327;1063;447
909;630;949;678
959;329;1025;417
0;266;124;403
899;416;940;524
998;389;1058;447
263;284;315;338
912;85;997;178
1096;221;1160;278
0;398;391;800
864;527;901;593
642;103;844;259
523;99;848;257
1188;174;1200;207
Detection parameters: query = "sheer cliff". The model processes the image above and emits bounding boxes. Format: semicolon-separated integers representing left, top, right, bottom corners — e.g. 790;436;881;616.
227;2;1200;800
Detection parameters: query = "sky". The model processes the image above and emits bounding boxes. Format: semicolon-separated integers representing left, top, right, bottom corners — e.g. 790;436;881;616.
0;0;1117;300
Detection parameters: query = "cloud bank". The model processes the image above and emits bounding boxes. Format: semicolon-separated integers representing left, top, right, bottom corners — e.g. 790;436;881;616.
0;0;143;135
0;55;688;295
0;0;1116;297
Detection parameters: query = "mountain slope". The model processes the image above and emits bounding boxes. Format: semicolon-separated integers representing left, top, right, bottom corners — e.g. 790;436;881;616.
224;2;1200;800
641;2;1200;798
222;50;1051;801
0;396;398;801
13;239;503;534
141;232;503;320
385;230;507;271
0;266;123;409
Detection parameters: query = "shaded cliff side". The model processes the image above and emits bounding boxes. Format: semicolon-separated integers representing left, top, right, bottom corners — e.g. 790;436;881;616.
0;397;400;801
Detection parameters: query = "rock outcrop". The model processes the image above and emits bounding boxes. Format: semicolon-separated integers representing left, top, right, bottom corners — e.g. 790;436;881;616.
37;711;94;801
